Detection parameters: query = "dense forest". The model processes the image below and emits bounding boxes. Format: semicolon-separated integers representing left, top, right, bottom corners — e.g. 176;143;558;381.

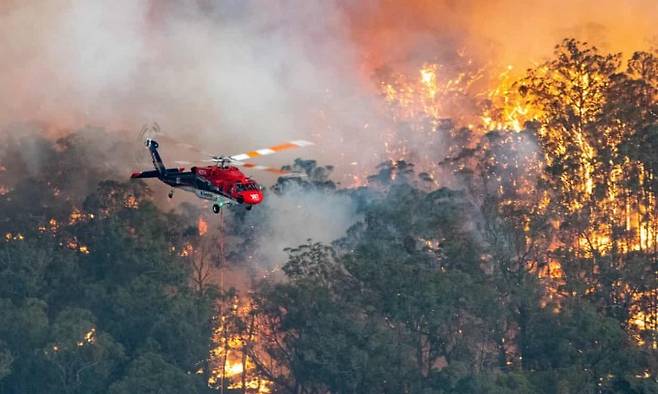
1;39;657;393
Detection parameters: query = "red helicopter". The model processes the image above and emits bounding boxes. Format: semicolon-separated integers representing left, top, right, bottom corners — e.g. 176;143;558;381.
130;133;313;213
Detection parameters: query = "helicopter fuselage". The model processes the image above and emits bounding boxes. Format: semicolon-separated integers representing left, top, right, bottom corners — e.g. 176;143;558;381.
130;139;263;212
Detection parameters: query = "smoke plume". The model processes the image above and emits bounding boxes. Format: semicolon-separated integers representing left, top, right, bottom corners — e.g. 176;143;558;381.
1;0;657;272
2;0;656;171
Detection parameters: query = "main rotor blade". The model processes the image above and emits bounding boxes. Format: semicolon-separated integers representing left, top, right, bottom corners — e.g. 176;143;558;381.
233;162;291;174
229;140;314;162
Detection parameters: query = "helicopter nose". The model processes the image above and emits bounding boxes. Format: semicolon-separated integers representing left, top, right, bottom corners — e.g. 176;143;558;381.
242;191;263;205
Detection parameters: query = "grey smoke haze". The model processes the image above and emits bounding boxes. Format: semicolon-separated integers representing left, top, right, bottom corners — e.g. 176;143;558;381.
2;0;656;272
1;0;374;274
0;0;387;179
251;185;360;268
2;0;656;176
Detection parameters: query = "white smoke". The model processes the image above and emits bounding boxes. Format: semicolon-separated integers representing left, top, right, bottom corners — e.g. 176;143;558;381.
3;0;654;274
0;0;387;179
250;185;360;269
4;0;654;179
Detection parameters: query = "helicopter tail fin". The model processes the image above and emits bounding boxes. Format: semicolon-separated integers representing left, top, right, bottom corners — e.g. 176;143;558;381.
131;170;160;179
131;167;184;179
146;139;167;176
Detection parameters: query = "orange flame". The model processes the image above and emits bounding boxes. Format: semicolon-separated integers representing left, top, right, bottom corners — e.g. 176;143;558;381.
198;216;208;236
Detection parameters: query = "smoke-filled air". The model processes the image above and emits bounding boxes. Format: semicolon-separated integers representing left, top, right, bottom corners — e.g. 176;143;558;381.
0;1;656;393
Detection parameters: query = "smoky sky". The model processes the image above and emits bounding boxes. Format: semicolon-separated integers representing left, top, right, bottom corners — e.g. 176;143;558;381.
1;0;656;181
1;0;656;275
0;0;386;180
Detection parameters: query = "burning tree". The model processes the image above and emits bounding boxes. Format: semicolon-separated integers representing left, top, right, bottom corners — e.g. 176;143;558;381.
518;39;658;348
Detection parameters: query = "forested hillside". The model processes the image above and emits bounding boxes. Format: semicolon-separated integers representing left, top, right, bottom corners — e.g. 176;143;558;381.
1;40;657;393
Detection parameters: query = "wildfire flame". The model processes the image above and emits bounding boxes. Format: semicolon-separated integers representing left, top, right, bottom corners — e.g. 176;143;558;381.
208;297;272;393
377;53;657;349
198;216;208;237
77;328;96;347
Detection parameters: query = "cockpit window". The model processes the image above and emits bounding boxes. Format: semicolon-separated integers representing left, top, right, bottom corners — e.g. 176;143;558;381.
235;183;258;192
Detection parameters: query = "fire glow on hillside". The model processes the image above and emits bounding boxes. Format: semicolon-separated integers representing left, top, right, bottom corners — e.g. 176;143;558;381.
0;2;656;391
375;48;656;349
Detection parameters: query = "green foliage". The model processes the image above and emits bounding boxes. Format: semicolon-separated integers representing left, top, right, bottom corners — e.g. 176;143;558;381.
43;308;125;394
0;130;219;393
108;352;200;394
522;300;644;393
275;158;337;192
0;345;12;382
255;182;510;392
